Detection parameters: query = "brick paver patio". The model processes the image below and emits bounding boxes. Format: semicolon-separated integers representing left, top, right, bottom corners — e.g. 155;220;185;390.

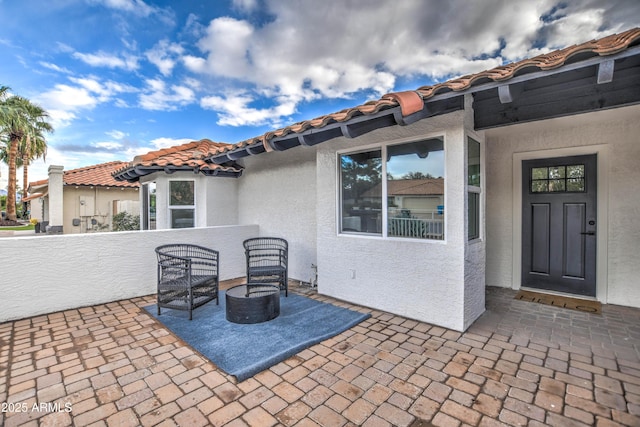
1;282;639;426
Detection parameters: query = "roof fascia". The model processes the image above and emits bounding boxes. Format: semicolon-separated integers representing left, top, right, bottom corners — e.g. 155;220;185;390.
113;164;242;182
210;48;640;165
432;46;640;102
208;99;454;164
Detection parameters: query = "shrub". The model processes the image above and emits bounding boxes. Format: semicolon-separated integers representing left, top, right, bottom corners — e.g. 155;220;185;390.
112;212;140;231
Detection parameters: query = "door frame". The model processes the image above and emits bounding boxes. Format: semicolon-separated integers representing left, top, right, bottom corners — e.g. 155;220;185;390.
512;144;609;302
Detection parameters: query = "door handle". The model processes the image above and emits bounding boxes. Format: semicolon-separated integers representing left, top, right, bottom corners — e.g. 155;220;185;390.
580;231;595;235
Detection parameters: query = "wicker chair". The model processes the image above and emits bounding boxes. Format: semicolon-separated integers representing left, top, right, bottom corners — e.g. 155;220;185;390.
243;237;288;297
155;244;219;320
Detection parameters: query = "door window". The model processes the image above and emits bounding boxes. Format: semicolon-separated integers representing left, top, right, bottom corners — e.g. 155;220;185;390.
531;164;585;193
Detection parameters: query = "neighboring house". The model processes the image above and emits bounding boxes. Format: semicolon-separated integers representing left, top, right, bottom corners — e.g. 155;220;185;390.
27;161;140;234
115;28;640;331
355;178;444;237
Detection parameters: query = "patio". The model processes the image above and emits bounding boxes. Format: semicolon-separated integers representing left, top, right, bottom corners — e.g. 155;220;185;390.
1;281;639;427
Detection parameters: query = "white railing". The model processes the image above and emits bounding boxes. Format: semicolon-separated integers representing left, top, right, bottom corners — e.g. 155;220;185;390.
388;217;444;239
387;207;444;239
0;225;258;323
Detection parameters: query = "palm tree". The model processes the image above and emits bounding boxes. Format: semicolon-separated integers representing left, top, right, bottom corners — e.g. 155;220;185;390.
0;93;53;220
20;126;49;200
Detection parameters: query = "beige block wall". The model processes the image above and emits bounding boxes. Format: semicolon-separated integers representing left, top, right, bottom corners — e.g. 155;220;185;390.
64;186;140;234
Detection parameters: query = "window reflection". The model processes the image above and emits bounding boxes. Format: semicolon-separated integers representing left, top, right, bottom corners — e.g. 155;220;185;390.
387;138;444;239
169;180;195;229
339;138;445;240
531;164;585;193
340;150;382;234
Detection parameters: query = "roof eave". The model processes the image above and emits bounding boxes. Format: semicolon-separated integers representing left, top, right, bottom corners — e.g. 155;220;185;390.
113;164;243;182
209;96;463;164
210;43;640;165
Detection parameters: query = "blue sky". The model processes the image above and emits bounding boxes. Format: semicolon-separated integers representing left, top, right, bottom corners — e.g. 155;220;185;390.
1;0;638;187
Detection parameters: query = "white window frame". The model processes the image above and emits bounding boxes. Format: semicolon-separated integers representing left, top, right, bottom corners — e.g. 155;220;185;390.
337;135;446;241
168;179;196;228
142;182;156;230
466;135;482;241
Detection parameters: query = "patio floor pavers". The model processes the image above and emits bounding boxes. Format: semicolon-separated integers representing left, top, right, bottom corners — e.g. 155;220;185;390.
1;282;639;427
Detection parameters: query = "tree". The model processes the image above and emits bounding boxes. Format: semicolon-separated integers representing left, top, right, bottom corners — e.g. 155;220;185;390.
402;171;436;180
112;212;141;231
340;153;382;201
20;126;49;200
0;91;53;220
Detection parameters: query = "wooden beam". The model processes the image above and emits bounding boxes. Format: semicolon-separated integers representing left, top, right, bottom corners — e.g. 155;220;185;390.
340;124;356;139
247;145;265;155
597;59;615;84
475;81;640;129
498;84;525;104
498;85;514;103
298;134;313;146
227;149;249;160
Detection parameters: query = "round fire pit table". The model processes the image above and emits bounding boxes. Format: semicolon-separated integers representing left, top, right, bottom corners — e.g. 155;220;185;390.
226;284;280;324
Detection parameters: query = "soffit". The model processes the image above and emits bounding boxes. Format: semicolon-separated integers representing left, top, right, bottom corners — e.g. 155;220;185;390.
210;28;640;164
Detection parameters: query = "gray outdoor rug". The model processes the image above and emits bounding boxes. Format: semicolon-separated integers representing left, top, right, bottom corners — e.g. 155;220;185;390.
144;292;370;382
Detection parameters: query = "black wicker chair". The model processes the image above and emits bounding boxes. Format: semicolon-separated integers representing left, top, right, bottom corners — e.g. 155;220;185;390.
243;237;288;297
155;244;219;320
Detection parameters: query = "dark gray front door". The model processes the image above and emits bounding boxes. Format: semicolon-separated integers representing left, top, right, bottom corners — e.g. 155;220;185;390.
522;155;597;296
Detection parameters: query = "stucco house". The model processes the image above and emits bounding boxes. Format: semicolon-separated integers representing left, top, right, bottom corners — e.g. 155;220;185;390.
27;161;140;234
114;28;640;331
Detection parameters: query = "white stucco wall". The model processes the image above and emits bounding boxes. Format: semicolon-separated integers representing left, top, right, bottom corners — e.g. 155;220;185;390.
485;104;640;308
147;172;239;230
0;225;258;323
463;96;486;330
48;166;64;228
315;112;472;331
64;186;140;233
237;148;318;282
205;176;239;226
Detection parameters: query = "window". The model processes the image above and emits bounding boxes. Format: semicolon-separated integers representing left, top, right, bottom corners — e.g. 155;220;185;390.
169;180;195;228
531;164;585;193
340;150;382;234
142;182;156;230
467;137;481;240
340;137;445;240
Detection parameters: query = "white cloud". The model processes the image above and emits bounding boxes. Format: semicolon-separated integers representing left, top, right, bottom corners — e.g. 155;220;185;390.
149;137;195;150
145;39;184;76
201;92;297;127
38;84;100;110
181;0;638;127
39;62;72;74
139;78;195;111
87;0;155;17
72;51;139;71
190;17;254;78
233;0;259;13
36;77;137;128
106;130;127;140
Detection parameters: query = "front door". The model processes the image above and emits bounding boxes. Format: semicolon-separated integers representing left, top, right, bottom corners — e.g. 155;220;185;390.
522;155;597;296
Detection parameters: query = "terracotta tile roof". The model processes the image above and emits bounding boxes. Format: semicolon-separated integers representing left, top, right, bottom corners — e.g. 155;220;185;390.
64;161;139;188
29;178;48;189
28;162;139;191
22;192;44;201
361;179;444;198
213;27;640;158
113;139;242;181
